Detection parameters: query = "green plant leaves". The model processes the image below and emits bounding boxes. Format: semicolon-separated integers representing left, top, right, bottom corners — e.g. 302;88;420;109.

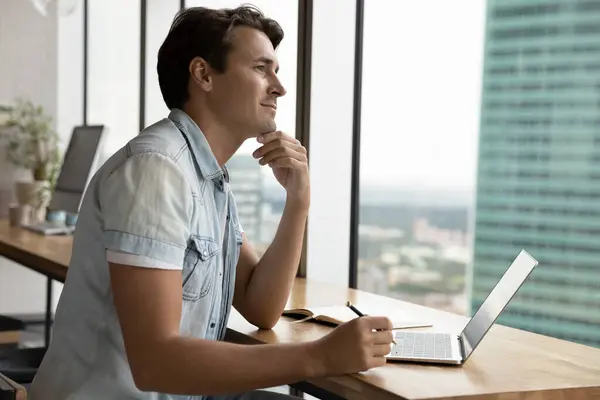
5;98;61;182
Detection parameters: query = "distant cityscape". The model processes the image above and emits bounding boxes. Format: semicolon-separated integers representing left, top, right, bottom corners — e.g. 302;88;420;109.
357;205;471;316
225;167;474;317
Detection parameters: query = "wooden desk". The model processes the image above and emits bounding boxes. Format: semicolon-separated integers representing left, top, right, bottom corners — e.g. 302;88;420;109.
0;221;70;346
1;220;600;399
228;280;600;400
0;221;70;282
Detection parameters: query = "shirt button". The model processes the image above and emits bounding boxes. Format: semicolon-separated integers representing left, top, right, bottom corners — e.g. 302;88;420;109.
210;322;216;328
202;250;208;257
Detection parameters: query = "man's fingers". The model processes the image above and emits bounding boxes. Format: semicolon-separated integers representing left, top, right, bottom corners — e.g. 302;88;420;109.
257;130;299;145
259;147;288;165
365;316;393;331
253;140;285;159
370;356;387;369
372;344;393;357
258;147;307;166
268;158;303;169
372;329;394;345
253;130;308;169
253;139;305;160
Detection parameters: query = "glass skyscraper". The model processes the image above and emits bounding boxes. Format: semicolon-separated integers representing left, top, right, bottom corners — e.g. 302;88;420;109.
471;0;600;348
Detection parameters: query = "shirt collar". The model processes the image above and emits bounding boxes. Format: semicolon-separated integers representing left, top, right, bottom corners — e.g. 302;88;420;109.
168;108;226;181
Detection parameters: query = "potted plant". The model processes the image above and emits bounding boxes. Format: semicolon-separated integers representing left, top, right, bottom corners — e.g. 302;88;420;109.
4;98;61;221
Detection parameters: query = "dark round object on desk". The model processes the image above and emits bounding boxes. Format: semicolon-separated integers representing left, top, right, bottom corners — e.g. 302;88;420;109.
0;316;25;332
0;347;46;384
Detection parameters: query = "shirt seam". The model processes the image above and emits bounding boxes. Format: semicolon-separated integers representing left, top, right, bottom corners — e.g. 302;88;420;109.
107;149;195;209
104;229;186;249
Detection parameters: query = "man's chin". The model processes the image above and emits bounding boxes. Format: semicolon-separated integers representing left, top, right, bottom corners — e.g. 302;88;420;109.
240;119;277;139
256;120;277;136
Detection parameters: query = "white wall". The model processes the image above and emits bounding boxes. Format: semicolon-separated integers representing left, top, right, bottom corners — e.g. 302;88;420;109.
0;0;61;315
0;0;58;114
57;0;84;145
305;0;356;287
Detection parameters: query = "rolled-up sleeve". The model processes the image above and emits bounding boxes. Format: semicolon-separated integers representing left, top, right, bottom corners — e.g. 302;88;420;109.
100;152;192;270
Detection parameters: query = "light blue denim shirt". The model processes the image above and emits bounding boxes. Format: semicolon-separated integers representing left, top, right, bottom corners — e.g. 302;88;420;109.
30;109;243;400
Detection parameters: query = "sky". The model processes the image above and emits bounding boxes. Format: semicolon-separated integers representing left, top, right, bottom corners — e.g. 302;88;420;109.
358;1;487;192
241;0;488;193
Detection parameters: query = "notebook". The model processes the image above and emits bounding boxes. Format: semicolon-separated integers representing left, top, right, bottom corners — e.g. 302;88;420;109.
281;305;433;329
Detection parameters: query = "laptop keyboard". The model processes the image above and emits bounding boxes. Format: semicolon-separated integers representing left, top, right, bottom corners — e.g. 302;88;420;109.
390;332;454;359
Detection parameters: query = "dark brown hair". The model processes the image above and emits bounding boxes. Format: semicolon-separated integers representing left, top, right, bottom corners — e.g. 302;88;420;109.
157;4;284;110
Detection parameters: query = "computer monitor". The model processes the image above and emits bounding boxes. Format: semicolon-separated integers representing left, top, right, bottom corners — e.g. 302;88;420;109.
48;125;106;214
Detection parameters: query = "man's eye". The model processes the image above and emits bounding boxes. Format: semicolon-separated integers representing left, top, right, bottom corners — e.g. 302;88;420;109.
255;65;266;72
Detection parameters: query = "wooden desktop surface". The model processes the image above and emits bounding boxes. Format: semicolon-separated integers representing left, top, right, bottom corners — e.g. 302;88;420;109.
0;220;70;282
1;219;600;400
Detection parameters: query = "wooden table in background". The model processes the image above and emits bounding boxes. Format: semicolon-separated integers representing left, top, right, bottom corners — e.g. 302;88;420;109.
1;220;600;399
0;220;71;346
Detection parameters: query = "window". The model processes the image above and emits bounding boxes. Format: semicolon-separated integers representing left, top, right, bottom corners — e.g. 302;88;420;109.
356;0;486;315
184;0;298;256
305;0;357;286
87;0;141;159
354;0;600;349
145;0;180;127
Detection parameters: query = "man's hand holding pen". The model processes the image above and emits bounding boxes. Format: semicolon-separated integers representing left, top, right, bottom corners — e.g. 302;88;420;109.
347;301;396;345
306;302;395;376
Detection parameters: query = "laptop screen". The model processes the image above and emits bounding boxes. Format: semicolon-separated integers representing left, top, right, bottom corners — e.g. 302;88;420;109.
460;249;538;360
48;125;105;214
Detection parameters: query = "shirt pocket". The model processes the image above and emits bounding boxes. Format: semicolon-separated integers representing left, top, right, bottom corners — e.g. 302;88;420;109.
181;236;220;301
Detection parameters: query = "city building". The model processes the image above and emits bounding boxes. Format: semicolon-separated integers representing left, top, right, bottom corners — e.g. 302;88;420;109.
471;0;600;348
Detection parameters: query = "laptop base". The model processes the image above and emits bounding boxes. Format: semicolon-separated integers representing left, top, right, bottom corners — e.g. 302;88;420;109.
385;331;464;365
23;222;75;236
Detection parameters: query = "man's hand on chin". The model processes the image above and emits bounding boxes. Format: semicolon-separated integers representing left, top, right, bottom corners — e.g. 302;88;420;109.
233;131;309;329
253;131;310;208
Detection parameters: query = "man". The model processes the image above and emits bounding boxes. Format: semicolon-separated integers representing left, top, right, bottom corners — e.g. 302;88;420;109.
30;5;394;400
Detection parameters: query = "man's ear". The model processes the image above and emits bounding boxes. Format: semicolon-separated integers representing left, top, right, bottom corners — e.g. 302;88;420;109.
189;57;212;92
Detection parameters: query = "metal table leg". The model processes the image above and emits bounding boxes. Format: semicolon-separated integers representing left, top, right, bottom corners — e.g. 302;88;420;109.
289;382;346;399
45;277;53;347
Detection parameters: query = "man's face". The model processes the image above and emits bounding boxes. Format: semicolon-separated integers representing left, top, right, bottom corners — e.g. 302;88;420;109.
208;26;286;137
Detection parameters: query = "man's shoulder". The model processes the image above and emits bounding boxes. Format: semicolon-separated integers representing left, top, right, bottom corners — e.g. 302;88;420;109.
86;118;195;198
126;118;189;162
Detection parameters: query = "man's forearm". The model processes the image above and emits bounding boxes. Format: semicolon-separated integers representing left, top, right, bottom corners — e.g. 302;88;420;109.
138;336;320;395
245;198;308;327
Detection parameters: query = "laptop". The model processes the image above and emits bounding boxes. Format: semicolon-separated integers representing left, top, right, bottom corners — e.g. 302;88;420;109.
25;220;75;235
385;249;538;365
24;125;106;235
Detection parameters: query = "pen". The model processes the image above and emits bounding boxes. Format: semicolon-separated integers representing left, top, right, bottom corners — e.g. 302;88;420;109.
346;301;396;345
346;301;364;317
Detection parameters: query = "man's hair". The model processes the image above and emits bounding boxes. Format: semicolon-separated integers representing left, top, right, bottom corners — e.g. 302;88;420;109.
157;5;284;110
